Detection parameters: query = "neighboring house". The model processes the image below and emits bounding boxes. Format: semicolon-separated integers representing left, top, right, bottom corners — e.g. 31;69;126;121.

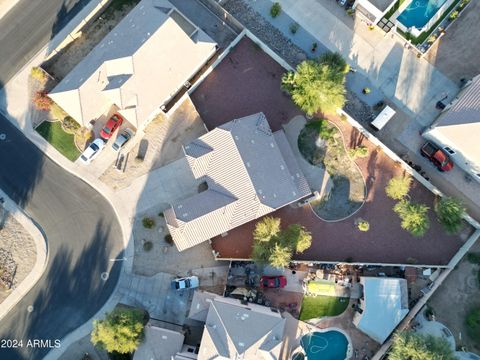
164;112;311;251
423;74;480;182
198;296;286;359
49;0;217;130
353;277;409;344
353;0;396;25
133;323;198;360
189;290;218;323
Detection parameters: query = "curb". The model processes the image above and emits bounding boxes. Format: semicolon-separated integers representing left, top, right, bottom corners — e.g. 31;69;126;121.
0;188;48;322
0;0;21;21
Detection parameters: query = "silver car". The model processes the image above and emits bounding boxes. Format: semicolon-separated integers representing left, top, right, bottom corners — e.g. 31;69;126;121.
112;128;134;152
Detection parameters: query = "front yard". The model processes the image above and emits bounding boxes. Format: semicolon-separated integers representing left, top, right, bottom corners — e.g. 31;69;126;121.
36;121;80;161
299;295;349;321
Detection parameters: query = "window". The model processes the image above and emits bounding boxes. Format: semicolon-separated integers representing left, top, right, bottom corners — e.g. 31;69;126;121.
444;146;455;155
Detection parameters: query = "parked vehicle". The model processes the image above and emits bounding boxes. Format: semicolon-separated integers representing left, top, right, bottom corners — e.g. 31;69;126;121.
338;0;347;6
260;275;287;288
100;113;123;140
79;138;105;164
420;141;454;171
171;276;199;290
112;128;135;151
370;105;396;131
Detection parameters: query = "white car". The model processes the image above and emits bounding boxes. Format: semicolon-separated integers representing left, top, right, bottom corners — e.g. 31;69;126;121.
171;276;199;290
80;138;105;164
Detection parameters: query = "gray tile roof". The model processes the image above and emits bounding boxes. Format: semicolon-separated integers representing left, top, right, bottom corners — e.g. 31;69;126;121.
198;297;285;359
165;113;311;251
425;74;480;166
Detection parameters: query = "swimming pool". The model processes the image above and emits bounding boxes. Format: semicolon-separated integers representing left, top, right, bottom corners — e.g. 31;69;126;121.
300;330;350;360
397;0;448;29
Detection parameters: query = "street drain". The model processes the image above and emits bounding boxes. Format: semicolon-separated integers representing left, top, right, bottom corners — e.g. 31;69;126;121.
101;272;109;281
27;305;34;313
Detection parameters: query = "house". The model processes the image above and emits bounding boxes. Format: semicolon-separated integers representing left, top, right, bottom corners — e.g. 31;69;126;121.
49;0;217;130
197;296;286;359
353;277;409;344
164;112;311;252
423;74;480;182
133;323;198;360
353;0;396;25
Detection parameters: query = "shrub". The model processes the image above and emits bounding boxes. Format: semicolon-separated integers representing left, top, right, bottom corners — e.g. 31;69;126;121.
466;252;480;264
30;67;48;85
362;87;371;94
386;175;412;200
33;91;52;111
142;240;153;252
394;200;430;237
448;10;458;21
311;42;318;52
427;34;437;44
91;307;145;354
62;116;80;134
357;220;370;232
164;234;173;245
50;102;67;121
348;146;368;159
466;308;480;341
142;217;155;229
270;2;282;17
289;22;299;34
435;197;465;234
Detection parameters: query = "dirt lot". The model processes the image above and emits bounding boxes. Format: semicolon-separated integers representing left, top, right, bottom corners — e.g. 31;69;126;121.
425;1;480;82
428;240;480;353
191;35;472;265
0;211;36;304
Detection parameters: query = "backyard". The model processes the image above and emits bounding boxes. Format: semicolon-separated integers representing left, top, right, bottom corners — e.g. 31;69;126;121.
191;35;473;265
36;121;80;161
299;295;349;321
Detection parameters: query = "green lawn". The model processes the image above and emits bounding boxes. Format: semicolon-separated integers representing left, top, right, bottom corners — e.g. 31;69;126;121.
299;295;349;321
307;280;336;296
36;121;80;161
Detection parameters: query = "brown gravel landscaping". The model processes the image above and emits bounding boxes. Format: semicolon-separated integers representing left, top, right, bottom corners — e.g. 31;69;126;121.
190;35;473;265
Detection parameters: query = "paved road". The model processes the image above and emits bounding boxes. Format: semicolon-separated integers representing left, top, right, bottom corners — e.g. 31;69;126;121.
0;115;123;360
0;1;123;357
0;0;90;85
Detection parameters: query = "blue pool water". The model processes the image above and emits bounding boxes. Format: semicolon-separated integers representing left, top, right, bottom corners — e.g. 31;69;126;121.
300;331;349;360
397;0;448;29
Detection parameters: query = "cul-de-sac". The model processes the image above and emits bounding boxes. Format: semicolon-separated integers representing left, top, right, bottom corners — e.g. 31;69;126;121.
0;0;479;359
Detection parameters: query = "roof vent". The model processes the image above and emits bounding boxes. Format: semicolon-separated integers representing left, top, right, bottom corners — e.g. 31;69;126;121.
235;135;239;140
239;342;245;347
162;335;168;340
246;162;251;167
178;204;183;209
251;139;255;144
258;189;263;194
270;143;275;148
280;165;285;170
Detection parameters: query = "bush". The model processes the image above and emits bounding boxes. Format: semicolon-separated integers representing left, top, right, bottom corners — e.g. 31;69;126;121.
362;87;371;94
348;146;368;159
62;116;80;134
289;22;299;34
270;2;282;17
389;332;456;360
466;252;480;264
142;217;155;229
394;200;430;237
466;308;480;342
30;67;48;85
448;10;458;21
91;307;145;354
357;220;370;232
50;102;67;121
435;197;465;234
164;234;173;245
33;91;52;111
386;175;412;200
427;34;437;44
142;240;153;252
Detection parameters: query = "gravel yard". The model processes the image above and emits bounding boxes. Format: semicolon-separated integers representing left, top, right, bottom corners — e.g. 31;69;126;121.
0;210;36;304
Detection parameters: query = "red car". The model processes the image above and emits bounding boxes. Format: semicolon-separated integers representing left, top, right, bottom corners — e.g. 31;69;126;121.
100;113;123;140
420;142;454;172
260;275;287;288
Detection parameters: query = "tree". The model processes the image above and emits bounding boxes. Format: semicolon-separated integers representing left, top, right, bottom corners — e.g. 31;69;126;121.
389;332;455;360
466;308;480;342
269;243;292;268
435;197;465;234
281;52;348;116
394;200;430;237
283;223;312;253
251;218;312;268
91;307;145;354
386;175;412;200
33;91;52;111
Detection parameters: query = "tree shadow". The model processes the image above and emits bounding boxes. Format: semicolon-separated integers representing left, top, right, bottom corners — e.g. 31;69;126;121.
0;220;123;360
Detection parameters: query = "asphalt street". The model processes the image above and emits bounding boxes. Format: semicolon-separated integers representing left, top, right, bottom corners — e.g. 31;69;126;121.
0;0;124;359
0;0;90;85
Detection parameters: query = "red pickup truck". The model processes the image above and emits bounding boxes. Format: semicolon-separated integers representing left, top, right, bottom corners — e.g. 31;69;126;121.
420;142;454;172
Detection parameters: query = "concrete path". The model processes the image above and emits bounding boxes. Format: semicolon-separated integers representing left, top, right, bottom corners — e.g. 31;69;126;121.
0;189;47;322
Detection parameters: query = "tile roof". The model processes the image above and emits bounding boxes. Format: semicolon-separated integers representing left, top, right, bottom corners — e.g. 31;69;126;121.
49;0;217;128
165;113;311;251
